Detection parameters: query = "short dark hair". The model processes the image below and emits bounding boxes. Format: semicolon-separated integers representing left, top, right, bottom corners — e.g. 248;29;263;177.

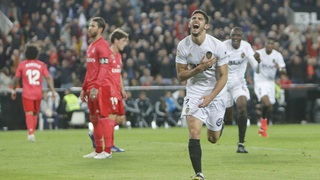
25;44;40;60
91;17;106;32
191;10;209;24
110;28;129;43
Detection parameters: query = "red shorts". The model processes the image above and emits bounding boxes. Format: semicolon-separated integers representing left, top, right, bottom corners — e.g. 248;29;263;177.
109;98;125;115
87;86;112;117
22;97;41;113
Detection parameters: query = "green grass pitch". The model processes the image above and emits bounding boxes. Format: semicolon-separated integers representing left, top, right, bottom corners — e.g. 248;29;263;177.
0;124;319;180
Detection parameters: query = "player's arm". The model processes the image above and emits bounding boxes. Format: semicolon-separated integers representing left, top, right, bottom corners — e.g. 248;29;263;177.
81;71;88;102
248;52;260;73
176;57;216;81
246;63;253;85
198;64;228;107
11;76;20;100
120;75;127;100
45;75;56;101
91;44;111;100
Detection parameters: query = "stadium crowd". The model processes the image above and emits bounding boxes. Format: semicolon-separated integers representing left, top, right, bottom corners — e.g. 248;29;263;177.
1;0;320;128
1;0;320;89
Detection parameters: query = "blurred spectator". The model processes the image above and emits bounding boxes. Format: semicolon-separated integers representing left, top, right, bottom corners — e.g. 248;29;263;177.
40;91;60;130
0;67;12;91
135;91;153;127
58;88;80;128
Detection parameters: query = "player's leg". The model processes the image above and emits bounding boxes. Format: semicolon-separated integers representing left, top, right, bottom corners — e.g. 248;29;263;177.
33;99;41;132
224;107;233;125
259;95;273;137
187;115;204;179
22;98;36;141
83;97;105;158
235;96;248;153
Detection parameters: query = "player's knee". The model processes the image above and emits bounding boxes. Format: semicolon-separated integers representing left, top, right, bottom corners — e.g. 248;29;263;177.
208;137;219;144
207;136;219;144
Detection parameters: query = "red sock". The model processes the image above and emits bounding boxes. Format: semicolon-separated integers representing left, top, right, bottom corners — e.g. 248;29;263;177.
91;115;103;153
102;118;114;153
33;115;38;130
110;120;117;147
260;118;268;130
25;114;34;135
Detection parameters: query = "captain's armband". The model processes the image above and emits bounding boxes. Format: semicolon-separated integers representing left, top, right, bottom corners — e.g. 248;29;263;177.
99;58;109;64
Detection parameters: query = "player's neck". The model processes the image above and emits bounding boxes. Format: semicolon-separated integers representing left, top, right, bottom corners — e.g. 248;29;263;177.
265;49;272;55
110;45;119;54
191;33;206;46
91;35;102;43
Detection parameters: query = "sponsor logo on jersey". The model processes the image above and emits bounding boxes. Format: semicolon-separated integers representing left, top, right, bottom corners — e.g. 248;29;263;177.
86;58;95;62
111;68;121;73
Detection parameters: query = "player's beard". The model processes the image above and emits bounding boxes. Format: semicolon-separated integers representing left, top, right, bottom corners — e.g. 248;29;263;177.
89;31;98;39
191;28;201;37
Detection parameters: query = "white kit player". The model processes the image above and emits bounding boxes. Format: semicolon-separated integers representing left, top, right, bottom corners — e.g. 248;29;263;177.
223;27;260;153
254;37;286;137
175;10;228;180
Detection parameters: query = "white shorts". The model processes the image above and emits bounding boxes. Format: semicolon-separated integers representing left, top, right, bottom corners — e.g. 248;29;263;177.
180;96;226;131
254;82;276;104
226;85;250;108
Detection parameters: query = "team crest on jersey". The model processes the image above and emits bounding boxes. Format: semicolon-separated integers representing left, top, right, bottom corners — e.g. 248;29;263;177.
187;53;192;59
216;118;223;126
241;53;245;58
273;59;276;63
92;47;95;53
176;50;180;57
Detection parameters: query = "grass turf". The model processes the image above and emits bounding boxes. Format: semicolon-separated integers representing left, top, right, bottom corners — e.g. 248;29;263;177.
0;124;319;180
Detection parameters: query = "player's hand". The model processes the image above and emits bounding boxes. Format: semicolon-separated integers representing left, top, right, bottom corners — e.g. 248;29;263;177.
90;88;98;101
80;90;87;102
199;55;217;71
121;90;127;100
51;91;56;102
254;52;261;63
11;90;16;100
198;95;214;108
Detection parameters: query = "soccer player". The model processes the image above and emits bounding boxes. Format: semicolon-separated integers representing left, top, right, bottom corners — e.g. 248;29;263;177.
88;28;129;152
222;27;261;153
81;17;114;159
175;10;228;180
11;44;56;142
254;37;286;137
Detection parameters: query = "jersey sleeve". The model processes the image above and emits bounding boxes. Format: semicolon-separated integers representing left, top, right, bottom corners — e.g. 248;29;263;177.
175;42;187;64
93;42;112;89
41;63;50;77
215;42;228;66
277;52;286;69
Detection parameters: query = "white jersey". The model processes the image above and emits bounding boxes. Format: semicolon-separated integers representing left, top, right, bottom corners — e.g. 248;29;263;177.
223;39;255;88
254;48;285;84
175;34;228;99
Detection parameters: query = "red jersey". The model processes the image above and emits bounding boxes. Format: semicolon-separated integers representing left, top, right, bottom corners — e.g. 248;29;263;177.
82;37;113;92
109;52;123;99
15;59;50;100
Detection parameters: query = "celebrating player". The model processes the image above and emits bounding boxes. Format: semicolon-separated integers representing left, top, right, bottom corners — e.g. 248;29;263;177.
11;44;56;142
254;37;286;137
175;10;229;180
223;27;261;153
